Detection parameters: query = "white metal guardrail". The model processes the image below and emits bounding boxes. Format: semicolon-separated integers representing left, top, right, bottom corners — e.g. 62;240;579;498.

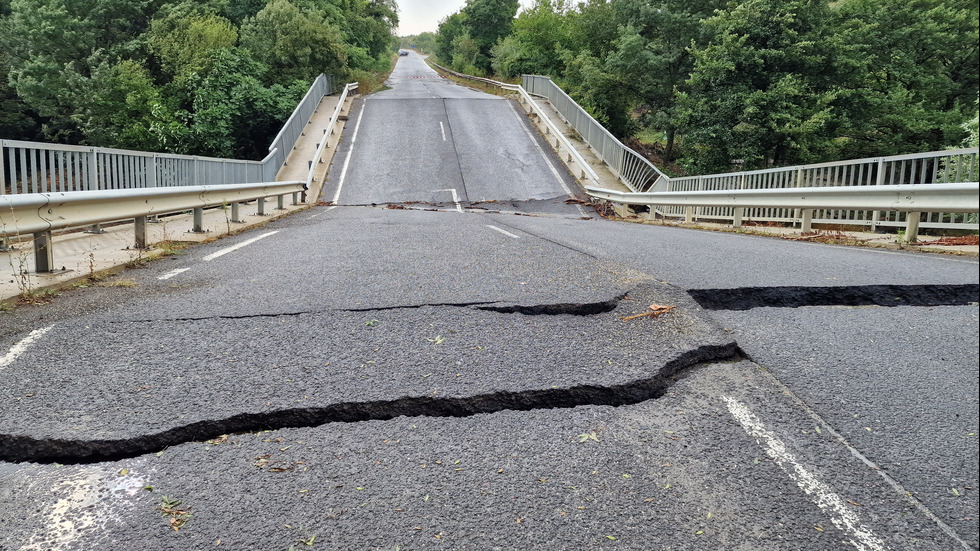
522;74;668;193
519;74;979;234
305;82;359;194
0;74;338;196
267;74;337;181
1;181;306;273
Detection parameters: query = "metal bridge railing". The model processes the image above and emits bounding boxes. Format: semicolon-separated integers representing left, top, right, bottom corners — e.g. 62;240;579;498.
521;74;978;232
1;74;338;196
522;75;667;193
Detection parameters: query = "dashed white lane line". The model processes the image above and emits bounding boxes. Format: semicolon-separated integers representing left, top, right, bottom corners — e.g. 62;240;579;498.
434;188;463;213
440;121;447;141
0;325;54;370
724;396;886;551
487;225;521;239
202;231;279;262
158;268;191;280
333;101;366;204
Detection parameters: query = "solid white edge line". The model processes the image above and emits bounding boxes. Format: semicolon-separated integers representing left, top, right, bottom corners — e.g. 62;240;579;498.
506;101;588;216
749;366;977;549
333;101;366;204
1;325;54;369
487;225;521;239
723;396;886;551
202;231;279;262
158;268;191;280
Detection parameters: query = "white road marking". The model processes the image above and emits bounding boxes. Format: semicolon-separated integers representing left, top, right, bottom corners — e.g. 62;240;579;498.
0;325;54;370
487;225;521;239
333;101;366;204
440;121;447;141
724;396;886;551
202;231;278;262
158;268;191;280
434;188;463;213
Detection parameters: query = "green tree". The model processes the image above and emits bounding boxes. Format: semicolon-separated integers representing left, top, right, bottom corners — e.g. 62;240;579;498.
604;0;723;159
830;0;978;156
72;59;186;151
148;12;239;80
240;0;348;84
491;0;571;79
680;0;844;172
462;0;519;72
436;11;468;63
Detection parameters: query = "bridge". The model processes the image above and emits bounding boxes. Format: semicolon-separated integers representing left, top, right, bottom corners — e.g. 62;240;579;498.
0;51;977;550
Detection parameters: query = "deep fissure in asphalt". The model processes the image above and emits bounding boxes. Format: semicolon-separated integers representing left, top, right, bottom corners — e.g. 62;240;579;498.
0;343;741;465
688;284;979;311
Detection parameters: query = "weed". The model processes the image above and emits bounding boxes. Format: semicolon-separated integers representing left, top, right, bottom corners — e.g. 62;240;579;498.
156;240;190;257
98;278;138;288
19;287;58;305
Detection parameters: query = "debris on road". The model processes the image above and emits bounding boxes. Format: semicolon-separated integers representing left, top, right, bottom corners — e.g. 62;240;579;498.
620;304;676;321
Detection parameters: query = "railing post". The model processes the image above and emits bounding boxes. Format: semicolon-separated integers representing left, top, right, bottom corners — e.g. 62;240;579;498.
148;155;157;188
871;158;885;231
903;212;921;243
88;148;99;191
33;231;54;273
192;207;205;233
733;207;744;228
134;216;147;249
793;168;805;227
801;210;813;232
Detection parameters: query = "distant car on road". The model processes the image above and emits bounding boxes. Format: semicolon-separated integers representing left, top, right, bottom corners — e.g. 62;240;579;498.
399;50;409;56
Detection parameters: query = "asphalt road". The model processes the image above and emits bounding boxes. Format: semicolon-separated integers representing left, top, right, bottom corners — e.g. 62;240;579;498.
0;51;977;551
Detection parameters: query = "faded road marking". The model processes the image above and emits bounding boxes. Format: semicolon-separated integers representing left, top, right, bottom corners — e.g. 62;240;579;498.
487;225;521;239
0;325;54;370
158;268;191;280
333;102;366;204
202;231;278;262
724;396;885;551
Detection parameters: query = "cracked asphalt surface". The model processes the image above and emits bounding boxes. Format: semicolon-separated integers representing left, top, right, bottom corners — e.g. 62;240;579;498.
1;51;977;550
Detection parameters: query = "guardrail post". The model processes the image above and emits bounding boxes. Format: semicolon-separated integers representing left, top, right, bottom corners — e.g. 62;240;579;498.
685;207;694;223
291;192;298;206
277;194;285;210
192;208;205;232
33;231;54;273
903;212;921;243
89;149;99;191
801;210;813;232
231;202;242;223
871;158;885;231
733;207;744;228
134;216;147;249
257;197;266;216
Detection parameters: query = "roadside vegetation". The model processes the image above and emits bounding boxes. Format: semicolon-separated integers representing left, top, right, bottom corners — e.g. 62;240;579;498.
426;0;979;176
0;0;398;159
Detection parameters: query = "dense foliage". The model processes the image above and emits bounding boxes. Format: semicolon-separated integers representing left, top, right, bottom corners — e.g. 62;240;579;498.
0;0;398;159
435;0;979;174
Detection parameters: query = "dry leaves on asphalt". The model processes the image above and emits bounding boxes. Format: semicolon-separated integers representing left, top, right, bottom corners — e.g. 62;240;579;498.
620;304;676;321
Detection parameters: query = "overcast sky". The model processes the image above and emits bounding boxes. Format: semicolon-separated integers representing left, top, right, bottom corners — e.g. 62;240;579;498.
395;0;533;36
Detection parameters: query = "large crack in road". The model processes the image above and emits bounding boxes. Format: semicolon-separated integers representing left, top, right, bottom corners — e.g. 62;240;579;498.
0;343;740;464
